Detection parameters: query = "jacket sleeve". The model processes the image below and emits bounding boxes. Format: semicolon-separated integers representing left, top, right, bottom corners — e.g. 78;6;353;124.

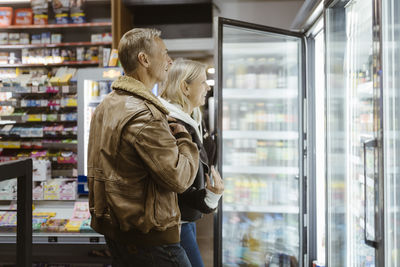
124;117;199;193
179;188;215;214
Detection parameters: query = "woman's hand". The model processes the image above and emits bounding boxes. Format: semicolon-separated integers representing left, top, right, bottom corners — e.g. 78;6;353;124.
205;166;224;194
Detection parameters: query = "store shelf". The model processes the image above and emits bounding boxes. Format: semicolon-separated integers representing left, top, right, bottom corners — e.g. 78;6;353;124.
0;61;99;68
223;131;299;140
223;89;298;99
223;203;299;214
52;169;76;177
41;142;77;150
223;165;299;175
0;42;112;49
0;114;77;123
0;233;105;244
223;42;298;57
0;85;77;94
1;22;112;30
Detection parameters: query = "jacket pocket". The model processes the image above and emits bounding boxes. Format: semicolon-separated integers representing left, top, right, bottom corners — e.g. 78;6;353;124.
153;184;179;227
104;179;146;232
89;176;109;219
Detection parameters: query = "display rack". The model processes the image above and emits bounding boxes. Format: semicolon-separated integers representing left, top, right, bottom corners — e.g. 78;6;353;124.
0;1;113;264
1;22;112;30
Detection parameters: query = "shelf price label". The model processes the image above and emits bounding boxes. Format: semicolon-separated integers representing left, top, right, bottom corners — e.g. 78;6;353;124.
90;237;100;243
48;236;58;243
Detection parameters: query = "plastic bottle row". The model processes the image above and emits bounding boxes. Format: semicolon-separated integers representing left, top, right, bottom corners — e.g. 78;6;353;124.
223;57;298;90
222;212;299;266
223;101;298;131
223;139;298;167
223;175;298;206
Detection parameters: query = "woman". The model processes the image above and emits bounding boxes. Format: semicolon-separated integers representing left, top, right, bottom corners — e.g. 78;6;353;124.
159;58;224;267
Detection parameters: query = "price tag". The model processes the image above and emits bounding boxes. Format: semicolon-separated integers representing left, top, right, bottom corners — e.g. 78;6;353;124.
62;86;69;93
48;236;58;243
31;86;39;93
90;237;99;243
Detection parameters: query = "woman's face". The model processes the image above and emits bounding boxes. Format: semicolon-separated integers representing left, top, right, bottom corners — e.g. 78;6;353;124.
186;71;210;110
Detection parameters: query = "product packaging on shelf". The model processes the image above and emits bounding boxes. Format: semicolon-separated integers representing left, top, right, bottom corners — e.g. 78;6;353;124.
33;182;44;200
20;33;30;44
0;52;8;64
51;33;62;44
108;49;119;66
32;159;51;181
0;33;8;45
0;178;17;200
41;32;51;44
70;0;86;24
8;33;19;45
101;47;111;67
0;7;12;26
14;8;33;25
31;0;48;25
52;0;70;24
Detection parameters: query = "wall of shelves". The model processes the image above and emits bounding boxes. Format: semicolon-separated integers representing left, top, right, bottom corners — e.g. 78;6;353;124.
0;2;113;264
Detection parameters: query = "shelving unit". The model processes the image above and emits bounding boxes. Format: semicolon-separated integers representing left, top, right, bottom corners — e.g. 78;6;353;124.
223;130;298;140
223;166;299;175
0;41;112;49
224;204;299;214
0;61;99;68
0;1;113;264
1;22;112;30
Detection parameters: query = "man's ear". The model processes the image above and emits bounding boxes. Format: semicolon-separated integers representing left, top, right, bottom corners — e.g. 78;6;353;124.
137;52;150;67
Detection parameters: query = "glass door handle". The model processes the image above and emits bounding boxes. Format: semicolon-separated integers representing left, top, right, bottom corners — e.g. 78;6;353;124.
363;138;378;248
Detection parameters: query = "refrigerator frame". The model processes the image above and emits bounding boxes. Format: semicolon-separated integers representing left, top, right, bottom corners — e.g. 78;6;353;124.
323;0;385;265
214;16;307;267
77;67;122;177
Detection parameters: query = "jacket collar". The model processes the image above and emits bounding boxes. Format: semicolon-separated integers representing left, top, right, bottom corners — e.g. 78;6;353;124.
158;97;202;143
111;75;169;115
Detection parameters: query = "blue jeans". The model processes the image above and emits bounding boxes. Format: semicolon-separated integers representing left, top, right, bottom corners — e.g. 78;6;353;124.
180;222;204;267
105;237;192;267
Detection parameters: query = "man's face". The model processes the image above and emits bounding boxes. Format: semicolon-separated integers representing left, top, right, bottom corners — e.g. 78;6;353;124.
148;37;172;83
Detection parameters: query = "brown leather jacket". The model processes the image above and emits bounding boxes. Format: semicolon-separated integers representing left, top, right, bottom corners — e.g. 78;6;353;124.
87;76;199;247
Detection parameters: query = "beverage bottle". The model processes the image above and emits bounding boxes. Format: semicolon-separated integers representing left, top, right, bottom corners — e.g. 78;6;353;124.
251;177;260;206
234;177;242;204
256;57;268;89
245;57;257;89
224;62;235;88
235;58;246;89
239;102;248;130
222;103;230;130
230;102;239;130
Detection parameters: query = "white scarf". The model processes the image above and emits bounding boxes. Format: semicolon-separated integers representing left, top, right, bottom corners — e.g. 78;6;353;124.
158;97;203;143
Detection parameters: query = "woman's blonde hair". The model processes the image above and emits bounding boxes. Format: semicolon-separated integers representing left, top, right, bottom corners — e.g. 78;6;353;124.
161;58;206;113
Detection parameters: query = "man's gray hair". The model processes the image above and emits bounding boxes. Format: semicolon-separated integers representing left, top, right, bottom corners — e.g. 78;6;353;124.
118;28;161;75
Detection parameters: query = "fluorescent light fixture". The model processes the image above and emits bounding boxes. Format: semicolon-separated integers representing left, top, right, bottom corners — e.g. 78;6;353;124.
206;79;215;86
207;67;215;74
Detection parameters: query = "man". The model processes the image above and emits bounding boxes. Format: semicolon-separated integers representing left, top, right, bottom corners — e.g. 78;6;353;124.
87;28;199;266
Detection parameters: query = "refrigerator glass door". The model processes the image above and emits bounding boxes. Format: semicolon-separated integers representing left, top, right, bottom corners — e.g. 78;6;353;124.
77;68;122;177
383;0;400;265
218;19;303;267
326;0;377;266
